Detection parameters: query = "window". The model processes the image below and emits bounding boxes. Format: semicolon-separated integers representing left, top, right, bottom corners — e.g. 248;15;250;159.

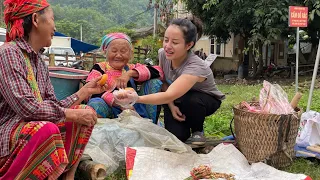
62;48;75;55
51;48;75;55
278;43;284;59
51;48;62;55
210;38;223;56
216;43;221;55
210;39;215;54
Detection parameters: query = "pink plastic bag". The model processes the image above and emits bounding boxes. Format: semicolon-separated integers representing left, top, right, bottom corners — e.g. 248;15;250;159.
259;81;293;114
240;101;261;113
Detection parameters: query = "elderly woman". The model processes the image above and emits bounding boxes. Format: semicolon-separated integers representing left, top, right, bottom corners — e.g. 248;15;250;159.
86;33;163;123
0;1;106;179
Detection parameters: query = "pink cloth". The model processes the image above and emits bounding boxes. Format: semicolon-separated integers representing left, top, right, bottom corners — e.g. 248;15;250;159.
86;62;162;106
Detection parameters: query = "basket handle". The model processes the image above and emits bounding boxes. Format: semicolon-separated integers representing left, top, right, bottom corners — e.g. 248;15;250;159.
284;115;292;143
230;117;236;140
265;115;293;164
277;115;286;151
277;115;292;151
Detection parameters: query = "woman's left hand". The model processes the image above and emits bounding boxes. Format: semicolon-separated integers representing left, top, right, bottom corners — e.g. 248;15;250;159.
82;76;108;96
113;89;139;108
115;73;131;89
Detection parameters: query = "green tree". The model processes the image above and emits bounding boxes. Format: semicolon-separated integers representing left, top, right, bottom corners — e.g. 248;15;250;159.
183;0;261;75
103;27;135;38
49;0;153;28
183;0;320;76
138;35;162;64
183;0;254;41
248;0;291;75
1;2;5;28
304;0;320;62
51;5;115;45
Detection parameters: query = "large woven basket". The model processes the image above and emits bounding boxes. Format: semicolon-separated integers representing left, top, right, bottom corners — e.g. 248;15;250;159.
233;102;300;168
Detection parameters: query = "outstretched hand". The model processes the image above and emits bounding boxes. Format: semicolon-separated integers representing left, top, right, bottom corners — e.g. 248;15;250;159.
82;76;108;96
113;89;139;108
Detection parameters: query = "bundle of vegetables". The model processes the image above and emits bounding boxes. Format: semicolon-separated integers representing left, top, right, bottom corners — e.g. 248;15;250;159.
185;165;235;180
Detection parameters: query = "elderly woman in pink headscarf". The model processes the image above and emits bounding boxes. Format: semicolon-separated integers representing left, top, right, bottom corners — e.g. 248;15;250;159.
86;33;164;123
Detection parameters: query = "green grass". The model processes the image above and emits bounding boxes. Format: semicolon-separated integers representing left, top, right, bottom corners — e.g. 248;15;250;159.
204;84;263;137
105;169;127;180
204;81;320;180
105;79;320;180
284;158;320;179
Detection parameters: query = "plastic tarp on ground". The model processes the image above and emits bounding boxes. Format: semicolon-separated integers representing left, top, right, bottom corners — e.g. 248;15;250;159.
54;32;99;54
126;144;311;180
83;110;194;175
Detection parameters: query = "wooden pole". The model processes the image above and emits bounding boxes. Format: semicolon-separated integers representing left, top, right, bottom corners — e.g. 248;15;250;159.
144;48;147;59
290;92;302;109
78;160;107;180
137;46;141;61
65;52;69;67
93;54;97;65
153;3;158;37
49;54;55;67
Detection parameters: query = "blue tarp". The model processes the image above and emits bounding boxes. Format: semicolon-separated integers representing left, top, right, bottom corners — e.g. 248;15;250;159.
54;32;99;54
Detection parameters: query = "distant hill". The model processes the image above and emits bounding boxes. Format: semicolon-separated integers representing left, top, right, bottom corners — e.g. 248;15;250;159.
48;0;154;45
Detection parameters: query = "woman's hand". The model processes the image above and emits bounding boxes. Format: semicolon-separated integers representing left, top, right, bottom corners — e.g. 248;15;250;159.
113;89;139;108
136;74;200;105
169;103;185;122
81;76;108;96
65;109;97;126
115;73;131;89
115;70;139;89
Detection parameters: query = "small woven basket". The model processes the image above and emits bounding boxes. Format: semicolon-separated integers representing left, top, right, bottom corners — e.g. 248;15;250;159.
233;102;300;168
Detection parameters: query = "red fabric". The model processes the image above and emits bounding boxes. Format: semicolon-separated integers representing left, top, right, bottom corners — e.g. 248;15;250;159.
133;64;151;82
4;0;50;41
125;147;137;179
0;39;79;158
304;176;312;180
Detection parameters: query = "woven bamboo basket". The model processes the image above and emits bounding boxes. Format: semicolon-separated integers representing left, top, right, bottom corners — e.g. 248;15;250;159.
233;102;300;168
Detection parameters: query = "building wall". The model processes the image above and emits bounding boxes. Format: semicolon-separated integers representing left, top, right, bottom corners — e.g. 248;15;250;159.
194;35;235;58
262;41;288;67
194;36;210;55
224;34;234;58
211;57;238;73
276;40;288;66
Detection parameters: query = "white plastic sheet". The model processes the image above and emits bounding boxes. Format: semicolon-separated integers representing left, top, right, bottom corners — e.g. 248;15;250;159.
296;110;320;147
84;110;194;174
128;144;309;180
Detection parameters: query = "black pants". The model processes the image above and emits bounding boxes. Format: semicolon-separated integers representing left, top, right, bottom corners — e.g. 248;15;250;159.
163;91;221;142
